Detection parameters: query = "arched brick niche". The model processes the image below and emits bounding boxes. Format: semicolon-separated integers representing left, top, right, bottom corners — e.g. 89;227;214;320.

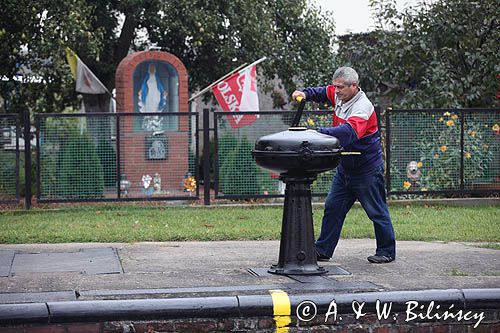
115;51;188;114
115;51;191;197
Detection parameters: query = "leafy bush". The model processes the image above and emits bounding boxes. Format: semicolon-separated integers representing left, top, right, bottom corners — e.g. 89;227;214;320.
219;136;257;195
96;138;116;188
218;134;274;196
217;134;239;170
0;150;16;196
400;111;495;191
56;130;104;198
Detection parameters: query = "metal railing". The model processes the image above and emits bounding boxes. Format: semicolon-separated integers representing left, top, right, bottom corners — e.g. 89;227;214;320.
386;108;500;196
35;112;199;203
0;114;20;204
212;110;335;200
1;107;498;208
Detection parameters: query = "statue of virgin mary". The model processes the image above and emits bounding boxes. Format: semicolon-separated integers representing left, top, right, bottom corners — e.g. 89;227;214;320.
138;63;167;131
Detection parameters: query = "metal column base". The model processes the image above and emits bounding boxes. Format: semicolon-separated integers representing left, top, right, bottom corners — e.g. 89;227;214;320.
268;174;327;276
268;264;327;276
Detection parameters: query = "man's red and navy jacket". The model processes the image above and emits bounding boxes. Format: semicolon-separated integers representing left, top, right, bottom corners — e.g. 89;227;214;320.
303;85;383;175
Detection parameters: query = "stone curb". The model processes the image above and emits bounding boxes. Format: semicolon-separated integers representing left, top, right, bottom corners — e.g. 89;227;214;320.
0;288;498;325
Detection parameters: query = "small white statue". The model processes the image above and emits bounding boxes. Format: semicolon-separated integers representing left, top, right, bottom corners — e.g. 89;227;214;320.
142;174;152;189
153;173;162;194
141;174;154;197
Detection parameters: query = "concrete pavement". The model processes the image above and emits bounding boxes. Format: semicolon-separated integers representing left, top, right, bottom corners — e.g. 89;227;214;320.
0;239;498;302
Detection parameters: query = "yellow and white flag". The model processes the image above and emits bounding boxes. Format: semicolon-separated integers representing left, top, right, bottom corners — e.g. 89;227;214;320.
65;47;108;94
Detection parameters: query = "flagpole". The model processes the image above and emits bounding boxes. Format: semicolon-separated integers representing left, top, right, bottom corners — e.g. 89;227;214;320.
245;56;267;69
188;62;247;102
188;56;267;102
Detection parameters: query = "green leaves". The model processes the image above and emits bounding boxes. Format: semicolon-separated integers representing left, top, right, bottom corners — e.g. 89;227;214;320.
1;0;337;112
337;0;499;109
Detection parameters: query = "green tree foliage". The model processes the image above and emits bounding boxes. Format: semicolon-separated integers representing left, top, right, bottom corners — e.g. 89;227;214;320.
0;0;100;114
336;0;500;108
1;0;335;114
146;1;336;96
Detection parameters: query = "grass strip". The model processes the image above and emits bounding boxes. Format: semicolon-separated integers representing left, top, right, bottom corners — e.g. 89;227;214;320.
0;204;498;244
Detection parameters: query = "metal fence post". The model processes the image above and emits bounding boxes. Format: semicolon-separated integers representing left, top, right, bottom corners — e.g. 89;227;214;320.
23;110;32;209
15;114;21;202
116;114;121;199
203;108;211;205
460;110;465;190
213;111;219;196
35;115;41;201
385;107;392;194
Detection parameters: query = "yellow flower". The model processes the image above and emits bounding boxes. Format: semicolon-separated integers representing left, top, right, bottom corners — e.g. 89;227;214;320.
465;152;471;159
421;188;428;192
446;120;454;127
451;114;458;120
443;111;451;117
438;117;444;122
184;176;197;192
434;153;439;158
468;130;476;138
440;145;447;152
403;181;412;190
307;117;315;127
417;161;423;168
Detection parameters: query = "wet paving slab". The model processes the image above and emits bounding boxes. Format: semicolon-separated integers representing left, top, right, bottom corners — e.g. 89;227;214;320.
0;247;122;276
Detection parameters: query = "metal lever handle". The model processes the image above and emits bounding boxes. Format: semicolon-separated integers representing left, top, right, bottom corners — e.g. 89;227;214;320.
291;96;306;127
340;152;362;155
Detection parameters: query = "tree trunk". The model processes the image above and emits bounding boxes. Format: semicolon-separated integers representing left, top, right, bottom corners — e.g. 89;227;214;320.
82;94;110;113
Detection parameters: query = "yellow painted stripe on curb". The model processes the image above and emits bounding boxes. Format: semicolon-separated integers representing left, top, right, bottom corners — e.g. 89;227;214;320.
269;289;291;333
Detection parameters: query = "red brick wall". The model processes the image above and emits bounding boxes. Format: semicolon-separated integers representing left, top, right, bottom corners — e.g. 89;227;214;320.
119;131;189;195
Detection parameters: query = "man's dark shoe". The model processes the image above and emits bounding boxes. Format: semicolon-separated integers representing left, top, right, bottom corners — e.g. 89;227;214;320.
316;250;331;262
367;255;394;264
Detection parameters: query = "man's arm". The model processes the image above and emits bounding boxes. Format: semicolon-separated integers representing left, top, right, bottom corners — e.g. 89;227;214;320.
303;87;328;103
292;86;335;105
318;124;358;148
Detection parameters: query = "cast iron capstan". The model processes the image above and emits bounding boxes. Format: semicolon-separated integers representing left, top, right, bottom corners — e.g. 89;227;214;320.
252;97;342;275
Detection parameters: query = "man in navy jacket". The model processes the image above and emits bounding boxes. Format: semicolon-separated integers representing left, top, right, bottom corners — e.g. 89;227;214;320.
292;66;396;264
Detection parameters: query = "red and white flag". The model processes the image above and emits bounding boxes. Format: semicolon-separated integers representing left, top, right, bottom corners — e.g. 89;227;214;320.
211;63;261;129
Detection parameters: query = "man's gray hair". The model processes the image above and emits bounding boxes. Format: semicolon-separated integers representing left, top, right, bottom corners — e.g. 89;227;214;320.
332;66;359;85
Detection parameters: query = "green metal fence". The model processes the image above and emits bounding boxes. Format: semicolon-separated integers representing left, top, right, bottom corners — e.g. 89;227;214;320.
4;107;499;207
386;109;500;195
214;110;334;199
0;114;20;203
36;112;198;202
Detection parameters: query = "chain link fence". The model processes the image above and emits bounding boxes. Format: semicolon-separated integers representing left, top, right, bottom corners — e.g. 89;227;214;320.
0;114;20;203
387;109;500;195
36;112;198;202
